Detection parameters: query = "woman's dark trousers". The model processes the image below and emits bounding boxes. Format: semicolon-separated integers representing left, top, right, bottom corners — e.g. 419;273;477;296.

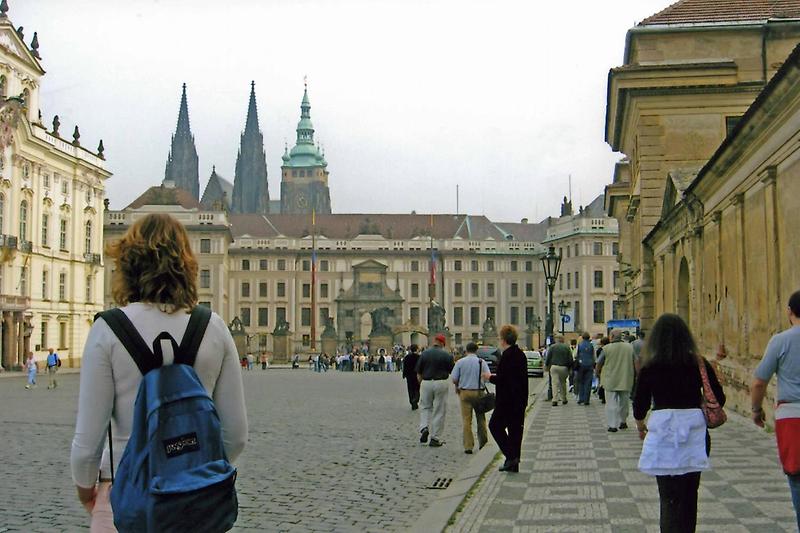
656;472;701;532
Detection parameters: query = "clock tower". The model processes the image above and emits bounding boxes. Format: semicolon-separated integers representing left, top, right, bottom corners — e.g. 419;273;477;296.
280;83;331;214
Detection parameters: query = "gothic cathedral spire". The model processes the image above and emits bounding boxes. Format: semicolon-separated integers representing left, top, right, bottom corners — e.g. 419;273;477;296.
231;81;270;214
164;83;200;199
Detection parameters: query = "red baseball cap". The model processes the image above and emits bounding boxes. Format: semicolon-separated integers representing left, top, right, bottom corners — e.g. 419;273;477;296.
434;333;446;345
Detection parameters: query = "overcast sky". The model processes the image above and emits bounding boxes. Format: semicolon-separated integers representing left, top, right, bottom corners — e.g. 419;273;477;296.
13;0;669;222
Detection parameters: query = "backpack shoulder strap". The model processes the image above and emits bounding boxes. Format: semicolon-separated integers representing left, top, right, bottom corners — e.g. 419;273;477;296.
176;305;212;367
96;308;160;375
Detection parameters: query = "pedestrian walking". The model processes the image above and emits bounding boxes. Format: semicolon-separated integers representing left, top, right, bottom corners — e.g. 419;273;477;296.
545;336;573;406
489;325;528;473
574;333;595;405
46;347;61;389
402;344;421;410
70;213;248;531
634;313;725;533
451;342;491;454
751;289;800;529
597;329;636;432
416;334;454;447
260;352;268;370
24;351;37;389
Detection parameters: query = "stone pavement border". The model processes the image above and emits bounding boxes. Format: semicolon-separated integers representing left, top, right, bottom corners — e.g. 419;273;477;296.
412;378;548;533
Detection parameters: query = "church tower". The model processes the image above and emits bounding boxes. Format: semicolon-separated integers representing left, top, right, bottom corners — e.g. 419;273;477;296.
231;81;270;214
164;84;200;199
280;83;331;214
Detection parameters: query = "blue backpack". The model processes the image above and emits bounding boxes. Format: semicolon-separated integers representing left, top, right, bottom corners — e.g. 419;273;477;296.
98;306;238;533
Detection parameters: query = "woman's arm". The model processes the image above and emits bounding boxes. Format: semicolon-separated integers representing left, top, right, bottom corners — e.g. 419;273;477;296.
212;316;249;462
632;366;653;422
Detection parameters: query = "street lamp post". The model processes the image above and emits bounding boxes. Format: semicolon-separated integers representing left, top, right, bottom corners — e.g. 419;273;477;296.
558;300;571;337
540;245;562;402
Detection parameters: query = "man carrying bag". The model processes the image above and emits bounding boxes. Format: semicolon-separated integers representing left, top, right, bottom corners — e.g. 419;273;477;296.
451;342;492;454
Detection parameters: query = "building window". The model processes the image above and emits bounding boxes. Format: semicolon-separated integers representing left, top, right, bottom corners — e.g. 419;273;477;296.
526;283;533;298
302;283;310;298
410;307;420;325
411;283;419;298
61;177;68;195
612;241;619;257
559;274;563;291
84;221;92;255
454;260;462;271
242;259;250;271
59;321;67;350
42;269;48;300
86;275;92;302
59;218;68;250
41;214;49;247
302;334;310;346
320;260;329;272
200;269;210;289
511;260;518;272
574;244;579;256
276;307;287;325
525;261;533;272
593;300;605;324
277;282;286;297
726;115;743;137
470;306;480;325
40;319;47;349
487;283;495;298
567;273;571;290
200;239;211;253
19;200;28;241
566;246;571;258
58;271;66;300
321;283;328;298
455;333;462;346
43;173;50;189
525;306;534;325
511;283;518;297
613;300;623;320
259;282;267;297
18;266;26;295
486;306;495;320
575;271;580;289
471;282;479;298
320;307;329;325
259;259;268;270
574;300;581;328
453;306;463;326
277;259;286;271
301;308;311;326
487;260;495;272
613;271;620;290
258;307;268;327
471;260;479;272
454;282;463;297
510;306;519;324
302;260;310;271
241;282;250;298
594;270;603;288
411;260;420;272
240;308;251;327
593;242;603;255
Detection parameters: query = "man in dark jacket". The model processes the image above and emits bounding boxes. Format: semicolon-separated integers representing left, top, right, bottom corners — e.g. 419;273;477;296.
489;325;529;472
402;344;421;410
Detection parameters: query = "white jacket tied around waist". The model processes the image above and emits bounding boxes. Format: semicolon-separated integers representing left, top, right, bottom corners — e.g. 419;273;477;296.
638;408;709;477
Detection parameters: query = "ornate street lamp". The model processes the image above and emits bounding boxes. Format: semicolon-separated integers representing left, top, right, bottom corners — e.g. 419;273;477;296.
540;245;562;346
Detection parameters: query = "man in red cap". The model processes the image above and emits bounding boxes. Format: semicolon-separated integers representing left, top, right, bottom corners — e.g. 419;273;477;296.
415;333;455;447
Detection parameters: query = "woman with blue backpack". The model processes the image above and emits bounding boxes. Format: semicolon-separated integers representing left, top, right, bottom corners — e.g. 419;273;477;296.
70;213;248;532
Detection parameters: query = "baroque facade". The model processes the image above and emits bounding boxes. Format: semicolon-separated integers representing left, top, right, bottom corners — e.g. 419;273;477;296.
0;4;111;369
105;183;619;361
604;0;800;329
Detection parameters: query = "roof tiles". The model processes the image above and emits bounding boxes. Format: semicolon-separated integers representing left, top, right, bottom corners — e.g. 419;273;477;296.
640;0;800;26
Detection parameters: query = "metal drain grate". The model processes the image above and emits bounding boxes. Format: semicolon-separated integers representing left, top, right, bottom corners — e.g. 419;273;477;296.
427;477;453;489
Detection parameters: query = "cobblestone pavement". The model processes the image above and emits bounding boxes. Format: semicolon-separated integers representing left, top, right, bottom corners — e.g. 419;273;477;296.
449;388;797;532
0;369;478;532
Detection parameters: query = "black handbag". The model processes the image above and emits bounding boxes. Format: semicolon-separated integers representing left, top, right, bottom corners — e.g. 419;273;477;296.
473;358;496;414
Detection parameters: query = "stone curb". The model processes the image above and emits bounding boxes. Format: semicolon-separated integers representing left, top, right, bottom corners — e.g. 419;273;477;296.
410;377;548;533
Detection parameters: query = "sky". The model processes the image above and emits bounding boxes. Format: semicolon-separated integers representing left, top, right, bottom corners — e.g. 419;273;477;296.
12;0;671;222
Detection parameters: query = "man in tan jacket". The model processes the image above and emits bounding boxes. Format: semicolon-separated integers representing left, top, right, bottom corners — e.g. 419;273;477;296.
596;329;635;432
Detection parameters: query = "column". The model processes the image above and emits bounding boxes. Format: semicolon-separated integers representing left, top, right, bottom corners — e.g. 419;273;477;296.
1;311;9;370
16;313;24;367
761;167;781;330
733;193;748;357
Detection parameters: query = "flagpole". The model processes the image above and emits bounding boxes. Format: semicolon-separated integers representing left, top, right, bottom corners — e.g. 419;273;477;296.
311;209;317;351
429;214;435;304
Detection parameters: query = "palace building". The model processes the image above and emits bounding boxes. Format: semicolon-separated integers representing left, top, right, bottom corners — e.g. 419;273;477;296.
0;3;111;369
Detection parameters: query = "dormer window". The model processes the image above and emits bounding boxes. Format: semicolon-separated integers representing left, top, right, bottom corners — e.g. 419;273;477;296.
22;164;29;180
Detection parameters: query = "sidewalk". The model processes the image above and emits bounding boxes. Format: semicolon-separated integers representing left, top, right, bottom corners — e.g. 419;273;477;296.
448;386;797;532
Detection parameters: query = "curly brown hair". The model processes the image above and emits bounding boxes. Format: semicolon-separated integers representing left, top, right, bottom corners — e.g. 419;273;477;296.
105;213;198;312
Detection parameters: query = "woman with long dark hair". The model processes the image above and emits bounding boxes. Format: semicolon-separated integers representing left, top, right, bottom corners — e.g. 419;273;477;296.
633;313;725;532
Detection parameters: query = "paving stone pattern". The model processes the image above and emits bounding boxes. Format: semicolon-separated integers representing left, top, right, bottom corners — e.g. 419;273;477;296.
450;391;798;532
0;370;471;532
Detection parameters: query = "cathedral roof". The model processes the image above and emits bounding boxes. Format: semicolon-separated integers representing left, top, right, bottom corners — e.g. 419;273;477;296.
284;85;327;169
229;213;519;241
640;0;800;26
200;166;233;209
126;184;201;210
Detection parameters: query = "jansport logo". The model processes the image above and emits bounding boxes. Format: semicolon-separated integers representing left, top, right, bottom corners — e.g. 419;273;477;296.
163;433;200;458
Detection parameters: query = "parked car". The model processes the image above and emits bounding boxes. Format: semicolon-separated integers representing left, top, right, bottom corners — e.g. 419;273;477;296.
524;350;544;377
476;346;501;373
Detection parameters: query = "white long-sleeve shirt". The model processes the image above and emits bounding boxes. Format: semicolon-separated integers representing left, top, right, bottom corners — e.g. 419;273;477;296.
70;303;248;488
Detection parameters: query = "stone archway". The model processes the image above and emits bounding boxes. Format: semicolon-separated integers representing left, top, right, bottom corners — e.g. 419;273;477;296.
677;257;690;324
